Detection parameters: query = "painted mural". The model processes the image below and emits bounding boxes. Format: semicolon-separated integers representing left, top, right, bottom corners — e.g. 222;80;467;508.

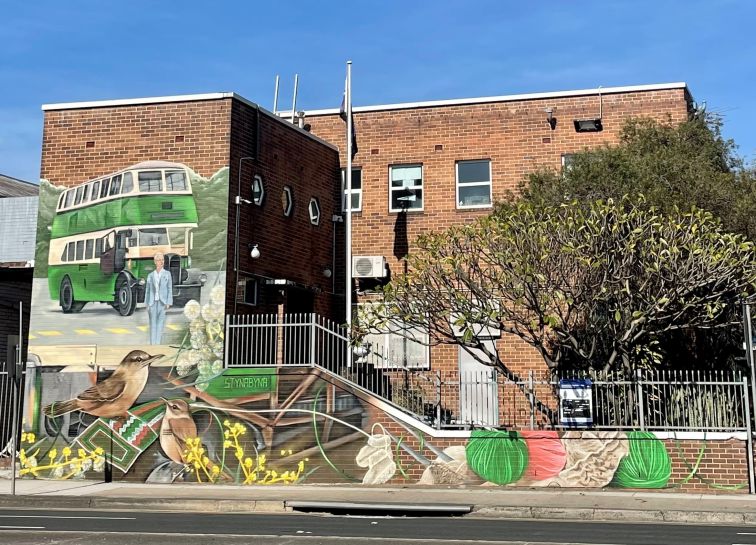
19;362;749;491
19;160;747;490
28;162;229;367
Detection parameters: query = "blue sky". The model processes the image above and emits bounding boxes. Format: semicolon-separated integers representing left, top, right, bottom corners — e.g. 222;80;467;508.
2;0;755;182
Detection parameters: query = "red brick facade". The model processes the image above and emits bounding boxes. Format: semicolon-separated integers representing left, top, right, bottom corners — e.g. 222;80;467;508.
303;85;692;378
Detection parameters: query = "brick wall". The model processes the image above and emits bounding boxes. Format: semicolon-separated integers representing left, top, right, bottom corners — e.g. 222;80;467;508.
305;87;691;377
41;99;233;186
228;101;343;319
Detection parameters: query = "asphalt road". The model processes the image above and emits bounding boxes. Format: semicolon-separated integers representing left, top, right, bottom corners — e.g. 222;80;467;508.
0;507;755;545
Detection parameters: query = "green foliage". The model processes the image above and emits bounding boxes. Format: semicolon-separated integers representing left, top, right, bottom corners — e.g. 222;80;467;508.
523;115;756;240
189;167;229;272
612;431;671;489
465;430;528;485
33;180;64;278
362;196;756;376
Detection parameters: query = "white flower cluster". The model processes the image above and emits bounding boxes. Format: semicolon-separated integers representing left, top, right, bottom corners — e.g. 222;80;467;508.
177;285;226;390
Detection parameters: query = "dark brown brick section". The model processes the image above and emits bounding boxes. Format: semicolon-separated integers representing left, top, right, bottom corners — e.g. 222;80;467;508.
227;100;343;319
305;87;692;378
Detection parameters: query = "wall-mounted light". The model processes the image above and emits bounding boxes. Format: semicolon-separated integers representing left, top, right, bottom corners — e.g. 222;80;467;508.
573;87;603;132
545;107;556;130
322;268;332;278
573;118;603;132
248;243;260;259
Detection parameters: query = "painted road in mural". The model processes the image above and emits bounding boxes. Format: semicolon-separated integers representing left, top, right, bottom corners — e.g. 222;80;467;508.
28;272;222;347
0;509;754;545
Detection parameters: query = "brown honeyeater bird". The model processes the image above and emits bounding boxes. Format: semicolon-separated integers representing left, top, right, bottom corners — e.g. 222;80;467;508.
43;350;163;419
159;398;197;465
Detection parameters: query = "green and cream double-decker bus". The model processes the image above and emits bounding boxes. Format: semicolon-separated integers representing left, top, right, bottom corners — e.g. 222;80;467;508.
48;161;207;316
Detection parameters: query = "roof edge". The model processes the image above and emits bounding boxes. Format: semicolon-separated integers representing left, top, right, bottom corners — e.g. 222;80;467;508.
42;92;238;111
288;82;689;117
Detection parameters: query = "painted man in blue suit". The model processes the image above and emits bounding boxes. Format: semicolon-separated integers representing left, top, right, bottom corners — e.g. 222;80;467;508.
145;252;173;345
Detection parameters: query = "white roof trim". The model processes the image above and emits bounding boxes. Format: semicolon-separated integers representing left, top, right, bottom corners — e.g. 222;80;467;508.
42;92;237;111
284;82;689;117
41;92;338;152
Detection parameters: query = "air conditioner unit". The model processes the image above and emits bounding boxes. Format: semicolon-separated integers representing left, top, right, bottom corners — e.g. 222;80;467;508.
352;256;386;278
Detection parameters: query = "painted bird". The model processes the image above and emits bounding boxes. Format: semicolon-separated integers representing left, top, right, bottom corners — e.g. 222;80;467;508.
159;398;197;465
43;350;163;419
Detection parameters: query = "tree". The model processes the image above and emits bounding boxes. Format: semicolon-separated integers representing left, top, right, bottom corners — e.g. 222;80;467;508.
357;197;756;400
523;115;756;240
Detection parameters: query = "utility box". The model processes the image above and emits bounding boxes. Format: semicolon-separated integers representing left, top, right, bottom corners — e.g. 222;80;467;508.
559;379;593;427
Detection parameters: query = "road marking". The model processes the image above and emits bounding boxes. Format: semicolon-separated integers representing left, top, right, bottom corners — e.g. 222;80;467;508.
0;530;629;543
74;329;97;335
137;325;148;332
27;334;36;339
105;328;133;334
0;515;135;520
36;330;63;336
737;533;756;535
166;324;183;331
0;525;45;529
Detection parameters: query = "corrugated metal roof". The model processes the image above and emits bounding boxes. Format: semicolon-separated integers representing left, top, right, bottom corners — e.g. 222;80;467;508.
0;174;38;197
0;196;38;263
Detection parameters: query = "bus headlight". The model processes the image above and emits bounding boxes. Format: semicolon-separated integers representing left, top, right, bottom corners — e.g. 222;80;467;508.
199;273;208;284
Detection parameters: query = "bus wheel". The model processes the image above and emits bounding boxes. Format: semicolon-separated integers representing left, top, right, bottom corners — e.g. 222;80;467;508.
60;277;85;313
115;276;136;317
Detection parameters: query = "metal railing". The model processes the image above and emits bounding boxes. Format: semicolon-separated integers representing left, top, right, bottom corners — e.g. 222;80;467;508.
0;363;24;458
435;368;750;432
225;313;752;432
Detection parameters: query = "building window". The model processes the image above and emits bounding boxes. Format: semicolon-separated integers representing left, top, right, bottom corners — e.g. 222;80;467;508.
308;198;321;225
341;168;362;212
390;164;423;212
99;179;110;199
252;175;265;206
165;170;187;191
139;171;163;193
109;175;122;196
237;277;258;306
357;303;429;369
456;160;492;209
282;186;293;217
561;153;576;171
122;172;134;193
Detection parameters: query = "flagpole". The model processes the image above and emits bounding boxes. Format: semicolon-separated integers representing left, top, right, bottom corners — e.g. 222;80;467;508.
345;60;353;368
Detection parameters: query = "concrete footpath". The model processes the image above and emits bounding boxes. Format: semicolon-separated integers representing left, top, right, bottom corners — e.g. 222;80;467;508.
1;478;755;526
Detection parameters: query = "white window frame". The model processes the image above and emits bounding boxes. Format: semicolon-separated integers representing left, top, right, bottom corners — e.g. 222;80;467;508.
238;277;258;306
341;167;362;212
252;175;265;206
308;197;321;226
357;302;430;370
456;159;492;210
282;186;293;217
561;153;576;171
389;164;424;213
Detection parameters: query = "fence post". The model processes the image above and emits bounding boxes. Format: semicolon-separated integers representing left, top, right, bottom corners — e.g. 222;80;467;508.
310;313;316;367
743;376;756;495
435;371;442;431
224;315;231;368
528;370;535;430
636;368;645;431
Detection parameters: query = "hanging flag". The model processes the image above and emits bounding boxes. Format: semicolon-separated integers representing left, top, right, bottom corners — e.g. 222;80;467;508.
339;89;358;159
